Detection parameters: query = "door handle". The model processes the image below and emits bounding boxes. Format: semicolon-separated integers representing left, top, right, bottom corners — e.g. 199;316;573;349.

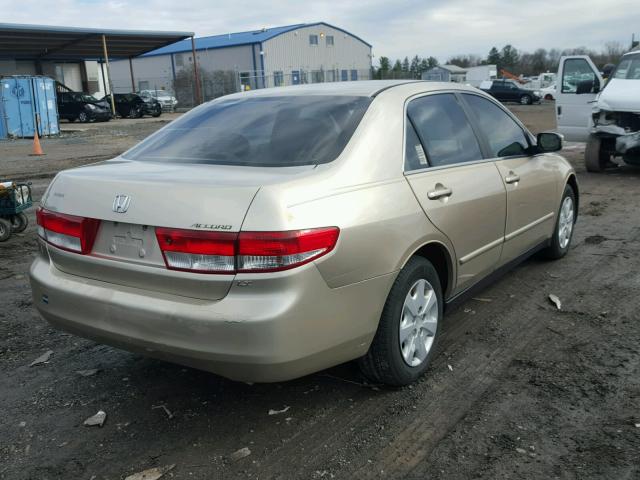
504;173;520;184
427;186;453;200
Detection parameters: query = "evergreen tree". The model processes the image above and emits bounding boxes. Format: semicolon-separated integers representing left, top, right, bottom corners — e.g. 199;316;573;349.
487;47;501;69
402;56;410;72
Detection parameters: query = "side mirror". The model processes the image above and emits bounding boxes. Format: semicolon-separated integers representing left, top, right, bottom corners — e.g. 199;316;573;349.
576;79;596;94
537;132;563;153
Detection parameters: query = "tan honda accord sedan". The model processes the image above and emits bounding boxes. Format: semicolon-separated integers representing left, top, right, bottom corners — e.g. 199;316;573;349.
30;81;578;386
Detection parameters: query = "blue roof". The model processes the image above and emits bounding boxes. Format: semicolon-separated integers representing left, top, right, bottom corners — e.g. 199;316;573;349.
141;22;371;57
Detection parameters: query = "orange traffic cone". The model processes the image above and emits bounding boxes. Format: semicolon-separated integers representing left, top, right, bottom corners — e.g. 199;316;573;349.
29;128;45;156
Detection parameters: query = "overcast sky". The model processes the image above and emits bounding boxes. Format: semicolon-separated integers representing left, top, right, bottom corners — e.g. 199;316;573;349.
3;0;639;62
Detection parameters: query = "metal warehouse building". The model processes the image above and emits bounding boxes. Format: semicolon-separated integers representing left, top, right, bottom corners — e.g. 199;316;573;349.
109;22;373;106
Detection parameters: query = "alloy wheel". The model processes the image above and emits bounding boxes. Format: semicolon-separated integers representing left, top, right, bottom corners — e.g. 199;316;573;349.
558;196;574;249
399;279;438;367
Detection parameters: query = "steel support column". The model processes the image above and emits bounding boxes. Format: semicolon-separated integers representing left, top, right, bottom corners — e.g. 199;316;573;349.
191;36;202;105
101;34;116;117
128;57;136;92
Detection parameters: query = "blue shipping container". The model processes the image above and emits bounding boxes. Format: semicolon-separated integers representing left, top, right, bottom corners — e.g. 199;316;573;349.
0;76;60;139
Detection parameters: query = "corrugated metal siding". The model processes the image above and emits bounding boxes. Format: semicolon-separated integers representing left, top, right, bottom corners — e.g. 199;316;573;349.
110;55;174;92
262;24;371;76
110;45;255;91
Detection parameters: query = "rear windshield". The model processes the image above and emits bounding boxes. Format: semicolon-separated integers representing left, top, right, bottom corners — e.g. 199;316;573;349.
122;95;371;167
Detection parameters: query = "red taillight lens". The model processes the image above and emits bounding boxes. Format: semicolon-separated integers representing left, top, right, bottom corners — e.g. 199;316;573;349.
237;228;339;272
36;207;100;254
154;226;339;274
155;227;236;274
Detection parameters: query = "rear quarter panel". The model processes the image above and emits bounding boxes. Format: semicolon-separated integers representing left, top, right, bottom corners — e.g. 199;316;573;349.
242;178;454;289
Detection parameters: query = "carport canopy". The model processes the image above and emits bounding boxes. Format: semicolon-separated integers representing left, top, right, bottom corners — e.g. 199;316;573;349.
0;23;201;107
0;23;193;60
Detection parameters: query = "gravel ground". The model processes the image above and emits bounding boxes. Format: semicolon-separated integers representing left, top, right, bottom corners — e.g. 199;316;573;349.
0;102;638;480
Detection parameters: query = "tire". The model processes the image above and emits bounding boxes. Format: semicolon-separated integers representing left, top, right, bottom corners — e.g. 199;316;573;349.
77;111;89;123
359;256;443;386
542;184;576;260
520;94;532;105
129;107;141;118
0;218;12;242
585;135;609;172
10;212;28;233
544;94;554;101
151;105;162;117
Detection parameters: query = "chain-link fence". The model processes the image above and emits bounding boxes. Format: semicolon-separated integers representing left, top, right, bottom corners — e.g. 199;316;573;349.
110;67;374;110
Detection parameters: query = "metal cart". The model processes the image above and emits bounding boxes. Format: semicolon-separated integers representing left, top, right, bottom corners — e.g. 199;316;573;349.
0;182;32;241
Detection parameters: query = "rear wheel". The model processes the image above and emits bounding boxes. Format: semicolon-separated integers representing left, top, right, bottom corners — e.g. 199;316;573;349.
359;256;443;386
77;111;89;123
151;105;162;117
520;94;532;105
0;218;12;242
585;135;610;172
542;184;576;259
10;212;28;233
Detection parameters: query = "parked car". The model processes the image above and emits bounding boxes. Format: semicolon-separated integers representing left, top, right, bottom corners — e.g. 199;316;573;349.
138;89;178;111
555;50;640;171
30;81;578;386
57;92;111;123
540;83;556;100
480;79;542;105
101;93;162;118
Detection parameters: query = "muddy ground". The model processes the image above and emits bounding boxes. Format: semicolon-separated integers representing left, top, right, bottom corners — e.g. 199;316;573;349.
1;103;638;480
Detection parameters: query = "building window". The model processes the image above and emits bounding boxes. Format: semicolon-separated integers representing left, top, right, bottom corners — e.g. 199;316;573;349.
239;72;251;91
138;81;149;90
274;71;284;87
350;70;358;81
309;34;318;45
341;70;348;81
174;53;184;67
326;35;334;46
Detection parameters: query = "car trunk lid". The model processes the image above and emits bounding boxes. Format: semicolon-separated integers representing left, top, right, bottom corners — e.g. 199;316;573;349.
42;159;313;300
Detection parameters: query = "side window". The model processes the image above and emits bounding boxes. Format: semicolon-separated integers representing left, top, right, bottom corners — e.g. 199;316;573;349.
463;94;529;157
309;34;318;45
405;120;428;171
407;94;482;167
562;58;597;93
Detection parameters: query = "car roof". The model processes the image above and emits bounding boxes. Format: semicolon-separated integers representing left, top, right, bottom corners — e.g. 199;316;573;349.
221;80;478;100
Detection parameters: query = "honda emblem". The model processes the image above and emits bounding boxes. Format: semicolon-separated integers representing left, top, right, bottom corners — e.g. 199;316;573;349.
112;194;131;213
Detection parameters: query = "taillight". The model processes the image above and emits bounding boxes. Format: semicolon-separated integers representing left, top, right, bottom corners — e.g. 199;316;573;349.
155;227;339;274
155;228;236;274
237;228;339;272
36;207;100;254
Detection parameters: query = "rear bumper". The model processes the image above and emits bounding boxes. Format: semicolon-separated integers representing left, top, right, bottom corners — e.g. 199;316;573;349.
90;111;111;121
29;250;394;382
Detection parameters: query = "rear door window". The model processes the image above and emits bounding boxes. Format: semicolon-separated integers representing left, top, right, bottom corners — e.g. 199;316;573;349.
462;94;530;157
405;120;429;171
123;95;371;167
407;93;482;167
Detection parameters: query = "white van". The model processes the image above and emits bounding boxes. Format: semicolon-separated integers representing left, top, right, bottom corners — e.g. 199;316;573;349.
555;49;640;171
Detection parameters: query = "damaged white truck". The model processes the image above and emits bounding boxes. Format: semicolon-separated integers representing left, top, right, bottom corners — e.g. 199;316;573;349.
556;49;640;172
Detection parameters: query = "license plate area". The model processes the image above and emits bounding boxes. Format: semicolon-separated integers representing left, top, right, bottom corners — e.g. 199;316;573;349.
92;221;164;266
